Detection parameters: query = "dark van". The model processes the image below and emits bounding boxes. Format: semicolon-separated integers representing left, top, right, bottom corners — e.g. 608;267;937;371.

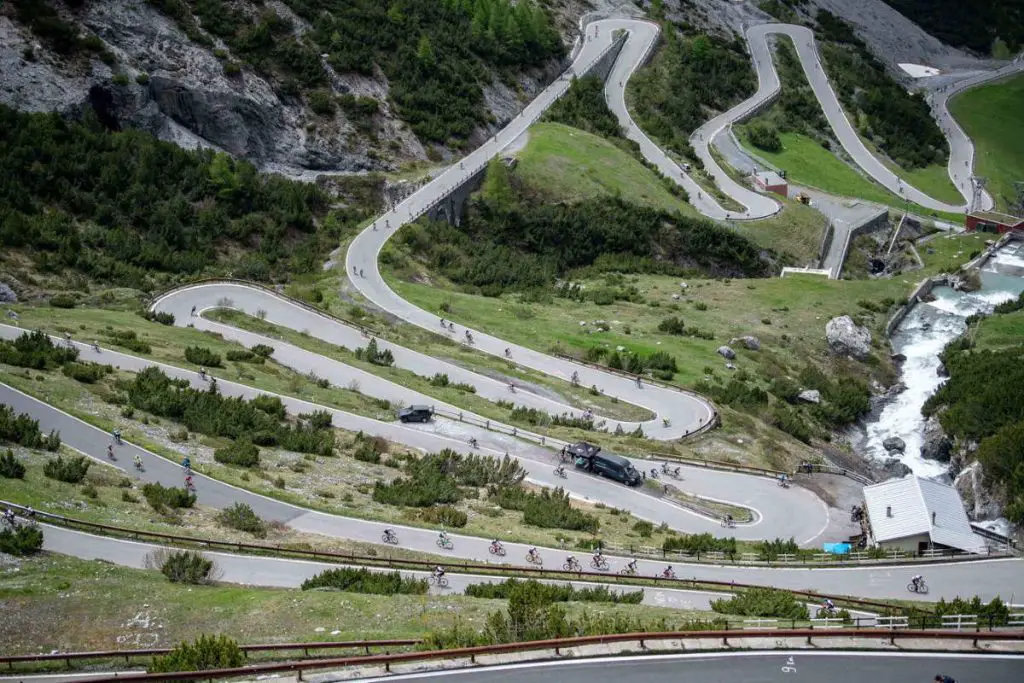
567;441;641;487
398;405;433;423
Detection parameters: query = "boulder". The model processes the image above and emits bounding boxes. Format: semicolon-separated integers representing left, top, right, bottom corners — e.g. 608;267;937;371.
883;436;906;453
0;282;16;303
954;461;1002;521
880;458;912;480
797;389;821;404
716;345;736;360
825;316;872;360
730;335;761;351
890;353;907;364
920;415;952;462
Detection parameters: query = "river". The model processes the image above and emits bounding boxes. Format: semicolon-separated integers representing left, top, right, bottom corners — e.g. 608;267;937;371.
858;238;1024;480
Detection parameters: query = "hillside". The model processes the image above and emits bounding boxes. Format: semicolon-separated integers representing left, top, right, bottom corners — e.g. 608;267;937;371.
0;0;568;172
880;0;1024;55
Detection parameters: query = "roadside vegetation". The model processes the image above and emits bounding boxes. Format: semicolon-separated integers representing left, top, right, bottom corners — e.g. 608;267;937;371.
878;0;1023;55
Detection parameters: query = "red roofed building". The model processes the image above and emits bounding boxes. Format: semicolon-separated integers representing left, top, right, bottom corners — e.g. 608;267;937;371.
965;211;1024;234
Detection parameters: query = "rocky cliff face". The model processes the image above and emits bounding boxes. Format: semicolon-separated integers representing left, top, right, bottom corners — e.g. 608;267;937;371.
0;0;565;173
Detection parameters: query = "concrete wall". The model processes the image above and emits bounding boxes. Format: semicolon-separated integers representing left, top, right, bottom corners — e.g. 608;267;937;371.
836;208;890;278
580;31;628;81
877;533;930;554
884;275;948;336
817;221;835;267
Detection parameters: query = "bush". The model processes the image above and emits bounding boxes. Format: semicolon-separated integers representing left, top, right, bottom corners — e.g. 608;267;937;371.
663;533;737;557
302;567;428;594
43;455;90;483
112;73;130;86
150;634;243;672
355;338;394;366
418;505;468;528
757;537;800;561
62;361;111;384
493;486;599;534
213;440;260;468
0;405;62;451
0;449;26;479
225;349;261;363
308;90;336;116
142;482;196;511
49;293;77;308
0;330;78;369
711;587;809;620
251;344;274;358
136;72;150;85
216;502;267;538
157;550;215;584
465;578;642;604
184;346;223;368
747;122;782;152
0;524;43;556
105;330;151;354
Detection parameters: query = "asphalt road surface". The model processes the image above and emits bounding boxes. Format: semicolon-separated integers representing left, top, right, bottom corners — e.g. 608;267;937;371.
355;653;1024;683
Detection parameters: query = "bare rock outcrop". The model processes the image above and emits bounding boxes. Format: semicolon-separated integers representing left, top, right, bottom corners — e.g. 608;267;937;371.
826;315;872;360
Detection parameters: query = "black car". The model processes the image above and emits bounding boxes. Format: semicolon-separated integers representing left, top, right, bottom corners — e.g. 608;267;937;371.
398;405;433;423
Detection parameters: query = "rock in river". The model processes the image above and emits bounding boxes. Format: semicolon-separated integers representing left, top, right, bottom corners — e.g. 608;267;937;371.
826;315;872;360
882;436;906;453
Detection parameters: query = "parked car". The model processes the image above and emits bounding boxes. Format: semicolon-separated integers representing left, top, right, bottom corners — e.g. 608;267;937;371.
398;405;433;423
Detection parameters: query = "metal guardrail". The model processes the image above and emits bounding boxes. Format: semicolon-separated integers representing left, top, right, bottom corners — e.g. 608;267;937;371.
0;503;918;613
0;640;421;669
53;630;1024;683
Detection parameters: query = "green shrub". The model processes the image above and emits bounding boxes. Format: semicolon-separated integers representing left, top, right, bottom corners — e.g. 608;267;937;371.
43;455;90;483
250;344;274;358
747;122;782;152
0;524;43;556
158;550;215;585
308;90;336;116
632;520;654;538
418;505;468;528
215;502;267;538
138;310;176;325
62;361;112;384
355;338;394;366
105;330;151;354
224;61;241;76
302;567;427;594
213;440;260;468
184;346;223;367
142;482;196;511
225;349;262;363
0;330;78;370
136;72;150;85
757;537;800;561
0;449;26;479
663;533;737;557
150;634;243;672
49;293;77;308
493;486;599;534
465;578;643;604
112;73;130;86
711;587;809;619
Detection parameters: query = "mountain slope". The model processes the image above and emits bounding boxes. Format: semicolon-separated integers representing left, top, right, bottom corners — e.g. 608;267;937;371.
0;0;568;172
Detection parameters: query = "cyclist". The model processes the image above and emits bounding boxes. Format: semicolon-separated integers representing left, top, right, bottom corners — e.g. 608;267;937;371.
527;547;540;563
571;371;579;385
64;331;72;345
911;574;925;591
778;472;789;487
636;376;642;388
468;437;478;448
112;428;122;444
490;539;503;553
565;554;579;570
383;528;397;543
554;464;566;478
133;454;143;470
440;317;446;327
662;565;675;579
504;348;511;357
191;305;197;317
592;548;604;565
508;382;515;393
626;558;638;574
439;530;450;545
821;598;835;614
433;565;446;581
182;456;192;473
92;340;100;352
107;443;115;459
199;367;207;380
359;269;364;277
184;474;194;490
724;513;735;528
3;508;15;527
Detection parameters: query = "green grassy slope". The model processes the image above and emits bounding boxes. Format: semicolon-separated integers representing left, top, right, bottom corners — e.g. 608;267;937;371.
950;73;1024;213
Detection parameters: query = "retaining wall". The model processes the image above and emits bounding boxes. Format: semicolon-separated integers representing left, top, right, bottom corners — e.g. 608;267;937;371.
885;275;949;336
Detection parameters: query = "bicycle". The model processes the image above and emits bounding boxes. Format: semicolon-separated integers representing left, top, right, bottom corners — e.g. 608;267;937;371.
721;518;736;529
381;530;399;545
907;580;929;595
489;542;506;557
553;466;567;479
436;537;454;550
428;575;449;588
619;565;638;576
562;558;582;572
525;551;543;566
590;556;610;571
660;568;677;580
